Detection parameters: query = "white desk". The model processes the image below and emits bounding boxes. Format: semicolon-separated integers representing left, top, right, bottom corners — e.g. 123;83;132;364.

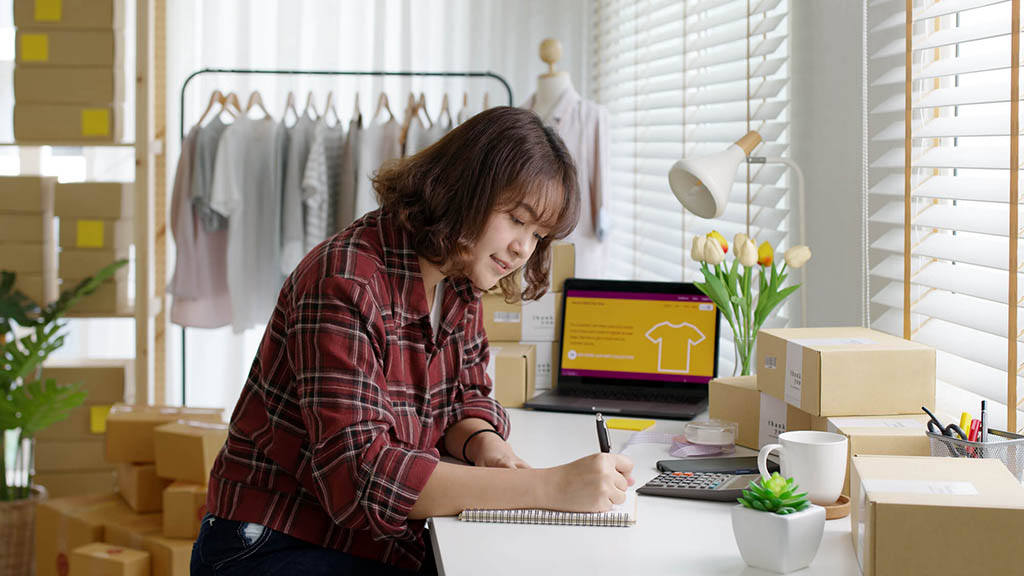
429;409;861;576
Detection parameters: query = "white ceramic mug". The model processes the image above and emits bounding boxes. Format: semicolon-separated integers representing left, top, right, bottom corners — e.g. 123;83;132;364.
757;430;848;506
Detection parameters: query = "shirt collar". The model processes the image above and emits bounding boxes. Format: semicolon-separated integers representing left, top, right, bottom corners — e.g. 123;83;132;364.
524;85;580;126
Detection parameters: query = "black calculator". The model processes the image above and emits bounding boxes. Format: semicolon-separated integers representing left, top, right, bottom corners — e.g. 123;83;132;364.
636;457;779;502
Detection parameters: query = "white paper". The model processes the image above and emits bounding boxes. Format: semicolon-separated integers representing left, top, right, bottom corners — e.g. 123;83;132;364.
492;311;521;324
828;417;922;430
861;479;979;496
759;393;788;448
785;341;803;408
521;293;558;341
486;346;501;399
522;340;554;391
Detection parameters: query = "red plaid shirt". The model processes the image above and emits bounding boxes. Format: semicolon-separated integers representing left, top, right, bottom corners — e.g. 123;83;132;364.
207;210;509;571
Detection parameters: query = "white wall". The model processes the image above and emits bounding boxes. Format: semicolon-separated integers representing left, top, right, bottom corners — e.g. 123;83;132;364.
790;0;865;327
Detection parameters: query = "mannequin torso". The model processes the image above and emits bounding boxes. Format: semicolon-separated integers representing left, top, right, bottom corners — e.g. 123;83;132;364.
531;72;572;120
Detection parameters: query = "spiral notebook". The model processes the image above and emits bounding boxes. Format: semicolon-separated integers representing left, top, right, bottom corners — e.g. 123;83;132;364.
457;490;637;527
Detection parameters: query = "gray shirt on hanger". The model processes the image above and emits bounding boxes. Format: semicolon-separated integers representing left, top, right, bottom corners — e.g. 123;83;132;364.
302;120;345;252
281;114;316;274
190;116;230;232
354;117;402;220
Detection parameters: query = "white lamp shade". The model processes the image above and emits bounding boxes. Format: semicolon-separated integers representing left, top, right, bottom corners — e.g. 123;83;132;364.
668;144;747;219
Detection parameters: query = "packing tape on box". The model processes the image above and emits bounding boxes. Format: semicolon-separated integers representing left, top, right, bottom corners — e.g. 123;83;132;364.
80;109;110;137
35;0;62;21
173;419;228;431
90;405;112;434
21;33;49;62
76;220;104;248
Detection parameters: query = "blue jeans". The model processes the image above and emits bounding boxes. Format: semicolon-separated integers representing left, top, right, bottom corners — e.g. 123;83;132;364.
190;514;436;575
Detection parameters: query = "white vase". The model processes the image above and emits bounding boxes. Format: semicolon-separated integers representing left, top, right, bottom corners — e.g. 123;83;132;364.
731;504;826;574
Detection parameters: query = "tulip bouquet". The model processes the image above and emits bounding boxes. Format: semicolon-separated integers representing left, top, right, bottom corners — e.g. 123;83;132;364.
691;231;811;376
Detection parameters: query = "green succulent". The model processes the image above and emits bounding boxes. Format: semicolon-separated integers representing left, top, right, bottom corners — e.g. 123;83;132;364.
738;472;810;515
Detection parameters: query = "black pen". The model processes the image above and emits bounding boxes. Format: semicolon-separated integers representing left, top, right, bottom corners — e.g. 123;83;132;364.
596;412;611;453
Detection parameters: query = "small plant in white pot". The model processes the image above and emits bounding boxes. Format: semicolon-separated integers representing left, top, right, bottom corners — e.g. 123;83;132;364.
732;472;825;574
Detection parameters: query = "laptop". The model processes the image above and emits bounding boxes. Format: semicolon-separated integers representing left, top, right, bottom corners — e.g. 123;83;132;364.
524;278;720;420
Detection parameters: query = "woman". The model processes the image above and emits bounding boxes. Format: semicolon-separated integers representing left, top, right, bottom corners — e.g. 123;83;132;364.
191;107;634;575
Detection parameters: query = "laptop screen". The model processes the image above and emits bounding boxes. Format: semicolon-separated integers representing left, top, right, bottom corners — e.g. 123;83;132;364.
558;279;719;387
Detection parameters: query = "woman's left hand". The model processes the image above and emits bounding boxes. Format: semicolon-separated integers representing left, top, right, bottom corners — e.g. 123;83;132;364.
471;432;531;469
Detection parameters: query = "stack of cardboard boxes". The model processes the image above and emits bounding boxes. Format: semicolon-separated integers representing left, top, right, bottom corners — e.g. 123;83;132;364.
0;176;57;304
36;404;227;576
34;359;133;497
55;181;133;314
483;242;573;407
12;0;125;142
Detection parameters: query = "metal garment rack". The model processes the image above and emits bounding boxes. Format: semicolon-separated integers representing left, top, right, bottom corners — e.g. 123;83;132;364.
178;68;514;406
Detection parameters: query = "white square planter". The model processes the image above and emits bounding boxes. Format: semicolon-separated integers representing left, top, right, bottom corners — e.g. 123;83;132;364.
731;504;826;574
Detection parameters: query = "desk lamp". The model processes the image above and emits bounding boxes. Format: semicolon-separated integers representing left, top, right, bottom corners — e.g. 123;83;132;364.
668;130;807;324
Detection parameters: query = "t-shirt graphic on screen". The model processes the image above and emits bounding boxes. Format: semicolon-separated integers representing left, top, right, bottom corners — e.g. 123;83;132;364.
644;322;706;373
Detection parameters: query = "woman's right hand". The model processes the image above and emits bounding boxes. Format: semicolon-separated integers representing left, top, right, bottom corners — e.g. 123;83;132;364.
544;453;635;512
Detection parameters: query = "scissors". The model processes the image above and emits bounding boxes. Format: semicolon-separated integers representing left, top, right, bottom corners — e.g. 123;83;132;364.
922;406;968;440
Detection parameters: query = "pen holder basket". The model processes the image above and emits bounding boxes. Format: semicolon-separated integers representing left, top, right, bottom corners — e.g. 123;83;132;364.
927;431;1024;481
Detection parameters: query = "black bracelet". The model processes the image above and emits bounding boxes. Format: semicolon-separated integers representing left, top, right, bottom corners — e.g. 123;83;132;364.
461;428;503;465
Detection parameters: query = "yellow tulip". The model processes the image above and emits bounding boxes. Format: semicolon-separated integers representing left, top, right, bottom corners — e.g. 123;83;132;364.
784;245;812;269
707;230;728;254
757;241;773;267
691;235;707;263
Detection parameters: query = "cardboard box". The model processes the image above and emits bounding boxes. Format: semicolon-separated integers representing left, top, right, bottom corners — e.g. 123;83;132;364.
482;292;561;342
55;182;133;219
14;102;123;142
35;493;118;576
35;437;112;472
153;421;228;484
14;0;124;28
756;327;936;416
0;242;51;273
15;29;120;67
519;340;560;392
708;375;826;450
102;513;192;576
34;470;117;498
105;404;224;463
0;213;50;242
486;343;536;408
59;247;129;278
70;542;150;576
12;271;57;304
59;217;131;250
819;414;933;496
851;455;1024;576
104;512;163;554
36;404;112;440
41;358;132;405
162;483;208;539
15;66;123;105
62;276;131;315
117;463;172;513
0;175;55;213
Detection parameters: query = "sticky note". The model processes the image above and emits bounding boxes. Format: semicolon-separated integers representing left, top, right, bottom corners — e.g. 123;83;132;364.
607;418;655;431
76;220;105;248
20;33;49;62
80;109;110;137
34;0;62;21
90;405;112;434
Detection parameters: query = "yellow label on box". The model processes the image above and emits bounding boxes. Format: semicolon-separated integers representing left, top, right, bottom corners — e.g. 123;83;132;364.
81;109;110;137
34;0;62;21
20;33;49;62
90;404;112;434
606;418;656;431
76;220;105;248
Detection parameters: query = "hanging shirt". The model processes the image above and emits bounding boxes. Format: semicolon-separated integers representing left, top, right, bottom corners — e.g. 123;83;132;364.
522;86;611;279
336;115;362;230
190;116;230;232
206;210;508;572
209;116;287;333
168;126;231;329
404;116;450;157
353;117;402;221
281;114;316;274
302;121;345;251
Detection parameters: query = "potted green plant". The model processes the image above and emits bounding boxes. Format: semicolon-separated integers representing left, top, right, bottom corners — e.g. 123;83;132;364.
731;471;825;573
0;259;127;576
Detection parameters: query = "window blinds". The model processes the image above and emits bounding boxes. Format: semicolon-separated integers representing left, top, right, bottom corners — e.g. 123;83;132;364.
591;0;792;374
867;0;1024;429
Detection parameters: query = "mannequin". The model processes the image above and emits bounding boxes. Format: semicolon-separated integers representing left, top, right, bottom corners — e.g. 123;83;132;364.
531;38;572;120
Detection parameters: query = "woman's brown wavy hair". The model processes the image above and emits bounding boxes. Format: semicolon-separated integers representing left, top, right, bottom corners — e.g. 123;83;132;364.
374;106;580;301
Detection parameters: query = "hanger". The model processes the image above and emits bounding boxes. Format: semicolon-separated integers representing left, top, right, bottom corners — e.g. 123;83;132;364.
195;89;225;127
352;92;361;124
373;92;394;123
438;93;452;128
324;91;341;126
282;91;299;126
457;91;470;124
416;93;433;128
225;92;243;116
482;91;490;110
303;91;320;120
242;90;268;118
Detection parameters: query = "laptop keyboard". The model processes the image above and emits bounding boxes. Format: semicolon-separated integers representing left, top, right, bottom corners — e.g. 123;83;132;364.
560;385;699;405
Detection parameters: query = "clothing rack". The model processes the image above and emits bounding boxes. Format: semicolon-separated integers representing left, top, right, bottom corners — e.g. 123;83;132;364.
178;68;515;406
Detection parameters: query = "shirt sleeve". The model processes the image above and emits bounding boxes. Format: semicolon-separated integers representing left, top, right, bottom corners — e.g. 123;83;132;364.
290;275;440;542
208;128;240;217
450;298;511;439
